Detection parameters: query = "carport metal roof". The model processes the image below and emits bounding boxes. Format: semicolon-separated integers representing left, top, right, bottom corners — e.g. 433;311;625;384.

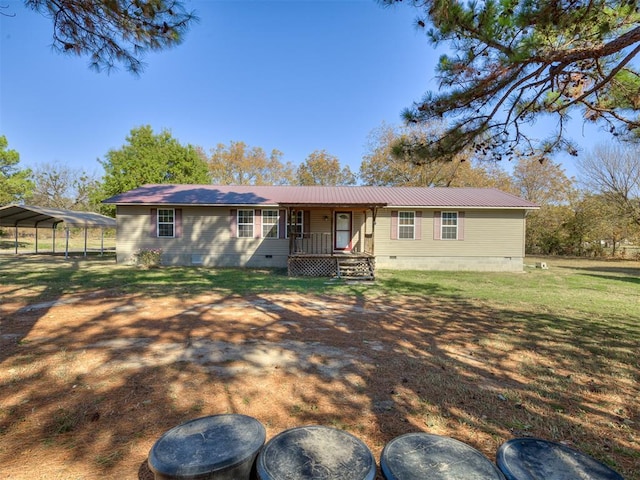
0;204;116;228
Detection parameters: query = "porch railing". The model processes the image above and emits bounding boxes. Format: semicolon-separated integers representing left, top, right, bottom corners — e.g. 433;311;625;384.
291;233;332;255
290;232;375;255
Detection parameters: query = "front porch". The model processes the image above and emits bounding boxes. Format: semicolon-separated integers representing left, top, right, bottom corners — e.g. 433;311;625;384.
282;205;381;279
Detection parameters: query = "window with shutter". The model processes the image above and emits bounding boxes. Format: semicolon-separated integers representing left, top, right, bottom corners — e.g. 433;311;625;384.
441;211;458;240
262;210;279;238
157;208;175;238
434;211;465;240
398;211;415;239
237;209;254;238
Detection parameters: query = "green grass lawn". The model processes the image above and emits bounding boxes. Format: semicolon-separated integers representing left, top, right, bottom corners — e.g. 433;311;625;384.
0;228;115;254
378;256;640;323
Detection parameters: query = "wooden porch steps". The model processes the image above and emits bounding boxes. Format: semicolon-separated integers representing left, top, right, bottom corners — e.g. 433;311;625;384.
336;257;375;281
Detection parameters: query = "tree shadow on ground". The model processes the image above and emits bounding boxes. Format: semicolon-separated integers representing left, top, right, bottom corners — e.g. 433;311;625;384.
576;271;640;286
0;258;638;479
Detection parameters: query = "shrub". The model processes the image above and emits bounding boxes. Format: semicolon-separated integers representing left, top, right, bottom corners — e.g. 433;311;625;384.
133;248;162;268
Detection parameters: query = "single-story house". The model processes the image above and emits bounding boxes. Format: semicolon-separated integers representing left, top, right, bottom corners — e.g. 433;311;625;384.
103;184;539;276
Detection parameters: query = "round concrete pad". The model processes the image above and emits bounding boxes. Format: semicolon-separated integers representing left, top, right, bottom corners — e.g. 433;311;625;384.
496;438;624;480
148;414;266;479
381;432;505;480
257;425;376;480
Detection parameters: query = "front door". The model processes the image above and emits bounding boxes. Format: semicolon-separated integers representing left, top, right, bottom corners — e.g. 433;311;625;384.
334;212;352;251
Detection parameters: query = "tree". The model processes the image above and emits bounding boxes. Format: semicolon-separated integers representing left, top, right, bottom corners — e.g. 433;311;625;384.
511;156;574;205
96;125;209;211
451;160;516;190
384;0;640;162
360;123;450;186
525;204;575;255
568;193;638;256
360;122;513;188
510;155;575;254
296;150;356;186
578;143;640;226
207;141;295;185
27;162;100;210
0;135;34;205
22;0;196;73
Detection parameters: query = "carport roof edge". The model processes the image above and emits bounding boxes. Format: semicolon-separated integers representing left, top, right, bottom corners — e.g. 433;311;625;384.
0;204;116;228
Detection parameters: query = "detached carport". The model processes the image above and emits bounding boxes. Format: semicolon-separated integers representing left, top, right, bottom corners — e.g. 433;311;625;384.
0;204;116;258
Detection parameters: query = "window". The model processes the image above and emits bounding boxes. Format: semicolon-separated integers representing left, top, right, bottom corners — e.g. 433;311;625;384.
290;210;304;238
157;209;175;237
237;209;254;238
262;210;279;238
441;212;458;239
398;211;415;239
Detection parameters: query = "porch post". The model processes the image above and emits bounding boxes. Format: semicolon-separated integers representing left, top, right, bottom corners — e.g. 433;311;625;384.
288;207;294;255
329;208;334;256
370;206;378;255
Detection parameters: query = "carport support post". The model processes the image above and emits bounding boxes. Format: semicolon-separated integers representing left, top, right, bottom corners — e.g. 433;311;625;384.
84;227;88;257
65;227;70;259
14;226;18;254
35;227;38;254
100;228;104;256
52;227;56;254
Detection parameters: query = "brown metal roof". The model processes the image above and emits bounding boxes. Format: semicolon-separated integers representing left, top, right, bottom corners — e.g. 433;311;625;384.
0;205;117;228
102;184;539;209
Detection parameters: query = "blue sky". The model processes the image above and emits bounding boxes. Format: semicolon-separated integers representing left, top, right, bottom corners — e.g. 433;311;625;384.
1;0;602;181
1;0;438;177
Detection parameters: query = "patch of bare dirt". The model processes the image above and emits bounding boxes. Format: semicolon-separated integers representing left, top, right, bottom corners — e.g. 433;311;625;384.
0;287;637;479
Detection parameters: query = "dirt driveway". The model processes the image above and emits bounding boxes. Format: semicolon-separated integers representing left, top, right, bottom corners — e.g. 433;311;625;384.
1;282;636;478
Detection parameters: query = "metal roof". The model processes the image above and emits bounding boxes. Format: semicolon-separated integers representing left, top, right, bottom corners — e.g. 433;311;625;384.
0;204;117;228
103;184;539;209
